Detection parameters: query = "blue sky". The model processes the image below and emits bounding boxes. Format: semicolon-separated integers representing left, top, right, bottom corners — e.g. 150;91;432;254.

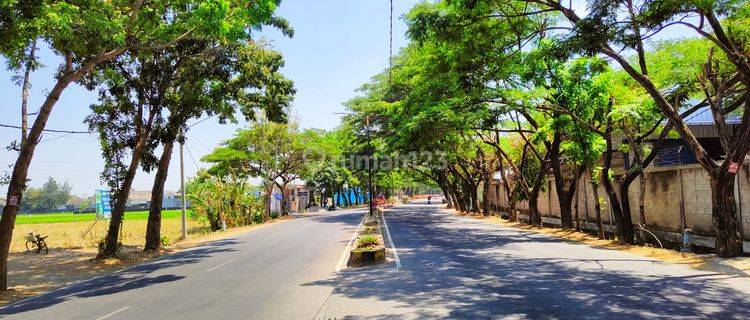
0;0;421;195
0;0;694;196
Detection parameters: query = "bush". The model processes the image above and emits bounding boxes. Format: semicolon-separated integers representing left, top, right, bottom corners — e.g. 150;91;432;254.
252;210;265;224
356;235;379;248
361;226;379;235
187;171;264;231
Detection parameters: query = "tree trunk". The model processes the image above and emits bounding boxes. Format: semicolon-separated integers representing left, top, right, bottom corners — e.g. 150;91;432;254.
617;180;634;238
455;188;468;212
441;187;453;209
264;183;273;222
144;141;174;251
101;132;151;258
482;178;492;216
549;135;576;228
0;68;82;289
592;181;605;239
557;168;584;229
603;136;635;244
470;183;481;215
278;181;289;216
508;195;518;222
528;192;541;226
573;188;585;231
450;190;461;212
20;41;37;146
710;173;744;257
527;163;547;226
638;172;647;240
560;196;574;229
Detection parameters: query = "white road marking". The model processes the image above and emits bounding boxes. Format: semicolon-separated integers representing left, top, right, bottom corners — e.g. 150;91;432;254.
95;306;130;320
335;216;365;273
382;211;402;268
206;259;234;272
265;238;282;246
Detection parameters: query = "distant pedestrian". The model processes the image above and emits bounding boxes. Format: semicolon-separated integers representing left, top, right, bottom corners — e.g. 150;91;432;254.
427;196;432;204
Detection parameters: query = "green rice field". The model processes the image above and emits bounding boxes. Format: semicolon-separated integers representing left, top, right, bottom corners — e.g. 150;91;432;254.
14;210;189;225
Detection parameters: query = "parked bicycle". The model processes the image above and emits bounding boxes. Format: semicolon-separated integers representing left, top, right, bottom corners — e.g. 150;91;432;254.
25;231;49;255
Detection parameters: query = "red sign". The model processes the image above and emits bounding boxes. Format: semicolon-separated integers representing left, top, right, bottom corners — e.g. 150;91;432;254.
729;162;740;174
8;195;18;207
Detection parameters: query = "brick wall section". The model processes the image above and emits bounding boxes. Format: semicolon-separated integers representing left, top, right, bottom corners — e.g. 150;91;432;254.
487;164;750;241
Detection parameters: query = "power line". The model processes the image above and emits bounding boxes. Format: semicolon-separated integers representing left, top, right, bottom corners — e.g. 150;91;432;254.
37;131;97;143
184;143;200;170
388;0;394;86
0;123;91;134
187;115;215;128
38;132;74;143
186;133;211;153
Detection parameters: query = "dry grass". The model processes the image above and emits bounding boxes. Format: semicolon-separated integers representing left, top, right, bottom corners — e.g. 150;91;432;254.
462;213;750;277
0;217;290;306
11;218;209;253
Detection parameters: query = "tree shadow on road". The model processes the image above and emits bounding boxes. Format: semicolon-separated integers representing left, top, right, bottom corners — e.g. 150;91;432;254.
0;239;241;315
307;206;750;319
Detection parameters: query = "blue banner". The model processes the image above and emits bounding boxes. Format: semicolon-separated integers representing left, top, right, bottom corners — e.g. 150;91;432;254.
96;189;112;219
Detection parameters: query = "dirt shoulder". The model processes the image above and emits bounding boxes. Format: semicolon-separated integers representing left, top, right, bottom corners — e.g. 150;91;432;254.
453;210;750;278
0;217;291;306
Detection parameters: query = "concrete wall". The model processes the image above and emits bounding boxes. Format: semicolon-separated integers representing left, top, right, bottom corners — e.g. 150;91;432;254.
488;164;750;244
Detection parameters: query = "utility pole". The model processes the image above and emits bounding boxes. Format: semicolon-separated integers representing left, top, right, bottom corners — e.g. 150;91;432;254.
366;116;374;218
179;130;187;240
333;112;375;217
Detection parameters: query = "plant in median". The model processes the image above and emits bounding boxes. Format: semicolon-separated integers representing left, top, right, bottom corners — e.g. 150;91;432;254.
361;226;379;235
356;235;379;249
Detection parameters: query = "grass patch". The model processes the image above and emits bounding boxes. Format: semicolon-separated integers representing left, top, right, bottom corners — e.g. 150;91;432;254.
10;216;207;253
352;246;383;253
15;210;188;225
356;235;380;249
360;225;379;235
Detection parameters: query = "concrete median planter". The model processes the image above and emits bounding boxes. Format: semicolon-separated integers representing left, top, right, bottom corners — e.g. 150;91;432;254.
347;246;386;267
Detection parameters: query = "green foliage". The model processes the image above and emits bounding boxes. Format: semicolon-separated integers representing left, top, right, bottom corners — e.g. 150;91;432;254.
186;170;263;231
360;225;379;235
356;235;379;249
19;177;73;213
160;236;170;247
203;119;323;215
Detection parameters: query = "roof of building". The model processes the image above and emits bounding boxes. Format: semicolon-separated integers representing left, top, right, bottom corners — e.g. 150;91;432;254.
683;106;742;125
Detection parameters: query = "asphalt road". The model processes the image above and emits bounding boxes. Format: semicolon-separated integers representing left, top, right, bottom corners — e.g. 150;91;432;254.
0;208;364;320
3;202;750;319
319;201;750;319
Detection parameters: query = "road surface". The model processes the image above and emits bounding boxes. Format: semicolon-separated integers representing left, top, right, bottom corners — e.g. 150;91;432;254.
3;202;750;319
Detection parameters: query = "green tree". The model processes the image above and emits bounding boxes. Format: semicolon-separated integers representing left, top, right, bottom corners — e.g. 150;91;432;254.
19;177;72;213
204;121;322;218
507;0;750;257
0;0;288;286
139;39;293;251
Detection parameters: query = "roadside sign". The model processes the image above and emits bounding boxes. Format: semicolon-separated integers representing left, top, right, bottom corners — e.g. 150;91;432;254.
96;190;112;219
297;191;309;196
8;195;18;207
729;161;740;174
